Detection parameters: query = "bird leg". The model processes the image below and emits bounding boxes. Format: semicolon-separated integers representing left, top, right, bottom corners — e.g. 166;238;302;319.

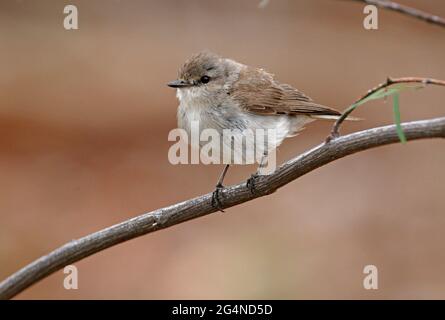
211;164;230;212
246;153;267;194
246;172;258;194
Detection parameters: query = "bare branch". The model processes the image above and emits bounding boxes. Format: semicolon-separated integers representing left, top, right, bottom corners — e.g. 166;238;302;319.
350;0;445;28
0;117;444;299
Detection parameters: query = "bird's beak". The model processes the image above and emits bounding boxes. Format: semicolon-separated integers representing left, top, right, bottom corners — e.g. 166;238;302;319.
167;79;191;88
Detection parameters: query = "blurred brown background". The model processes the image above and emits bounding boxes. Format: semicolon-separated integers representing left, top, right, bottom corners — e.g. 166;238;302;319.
1;0;444;299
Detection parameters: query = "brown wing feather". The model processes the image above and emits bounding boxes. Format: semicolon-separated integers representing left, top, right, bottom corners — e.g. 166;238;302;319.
230;67;341;116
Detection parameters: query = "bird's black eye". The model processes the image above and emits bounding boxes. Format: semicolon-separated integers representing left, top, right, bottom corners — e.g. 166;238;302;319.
200;75;210;84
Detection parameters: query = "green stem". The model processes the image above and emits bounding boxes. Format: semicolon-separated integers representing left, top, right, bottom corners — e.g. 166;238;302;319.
392;93;407;143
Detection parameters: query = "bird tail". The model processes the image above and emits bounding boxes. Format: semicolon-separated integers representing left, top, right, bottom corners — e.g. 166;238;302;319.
310;114;363;121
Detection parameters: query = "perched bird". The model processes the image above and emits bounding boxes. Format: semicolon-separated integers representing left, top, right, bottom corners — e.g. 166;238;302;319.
168;51;345;209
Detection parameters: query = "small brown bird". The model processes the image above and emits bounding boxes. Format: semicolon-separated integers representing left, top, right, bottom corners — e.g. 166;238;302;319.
168;51;345;209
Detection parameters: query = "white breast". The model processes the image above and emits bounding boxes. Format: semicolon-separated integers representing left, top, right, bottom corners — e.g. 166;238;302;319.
175;87;312;165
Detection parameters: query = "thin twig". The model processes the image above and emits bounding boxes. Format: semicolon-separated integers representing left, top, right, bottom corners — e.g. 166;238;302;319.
1;117;444;299
350;0;445;28
328;77;445;141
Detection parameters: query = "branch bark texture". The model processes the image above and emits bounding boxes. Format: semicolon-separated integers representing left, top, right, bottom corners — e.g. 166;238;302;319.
1;117;444;299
